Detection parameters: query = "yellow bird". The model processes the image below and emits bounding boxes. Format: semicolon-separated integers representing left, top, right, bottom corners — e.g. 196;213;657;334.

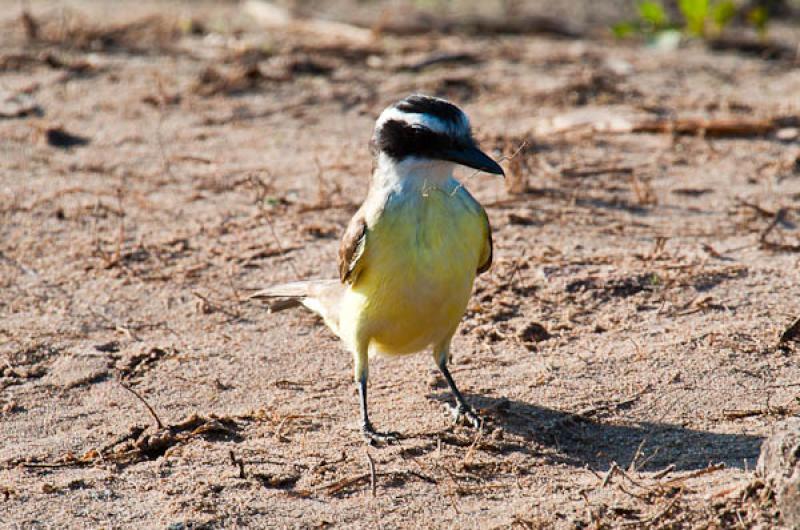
252;95;503;443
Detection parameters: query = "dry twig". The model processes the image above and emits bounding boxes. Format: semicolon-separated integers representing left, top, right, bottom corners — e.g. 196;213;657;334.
620;496;680;527
780;317;800;346
759;208;800;253
117;379;164;429
229;450;246;479
365;450;377;497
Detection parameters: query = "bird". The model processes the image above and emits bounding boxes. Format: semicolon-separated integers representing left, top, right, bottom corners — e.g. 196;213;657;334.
251;94;504;444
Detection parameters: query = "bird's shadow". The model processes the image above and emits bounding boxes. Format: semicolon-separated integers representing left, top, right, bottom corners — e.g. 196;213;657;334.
427;393;764;473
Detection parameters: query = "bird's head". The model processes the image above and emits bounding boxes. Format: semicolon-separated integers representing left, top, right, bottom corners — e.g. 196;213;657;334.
371;95;504;177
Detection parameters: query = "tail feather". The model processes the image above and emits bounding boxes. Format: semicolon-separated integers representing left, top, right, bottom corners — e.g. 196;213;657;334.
250;279;344;335
250;281;317;301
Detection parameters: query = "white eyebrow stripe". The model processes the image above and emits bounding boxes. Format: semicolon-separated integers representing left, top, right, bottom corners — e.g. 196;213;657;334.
374;106;469;137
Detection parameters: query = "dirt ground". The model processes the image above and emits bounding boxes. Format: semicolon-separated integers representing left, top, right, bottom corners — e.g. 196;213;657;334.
2;1;800;528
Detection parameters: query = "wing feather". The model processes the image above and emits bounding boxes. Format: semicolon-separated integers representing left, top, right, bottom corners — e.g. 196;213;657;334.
338;210;368;284
477;206;493;275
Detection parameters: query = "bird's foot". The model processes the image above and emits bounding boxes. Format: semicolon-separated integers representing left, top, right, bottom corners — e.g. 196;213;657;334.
445;403;483;430
362;423;400;446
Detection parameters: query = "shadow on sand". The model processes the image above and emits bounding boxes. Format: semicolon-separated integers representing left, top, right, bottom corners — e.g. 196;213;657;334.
428;393;764;473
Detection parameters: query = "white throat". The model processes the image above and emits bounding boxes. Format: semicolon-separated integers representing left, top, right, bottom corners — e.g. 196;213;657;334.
373;153;456;192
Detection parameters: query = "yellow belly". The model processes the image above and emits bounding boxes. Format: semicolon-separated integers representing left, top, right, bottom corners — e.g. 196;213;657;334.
339;186;487;356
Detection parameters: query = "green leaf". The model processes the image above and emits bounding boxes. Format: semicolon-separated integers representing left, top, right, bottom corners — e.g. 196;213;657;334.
710;0;736;30
679;0;709;36
612;21;637;38
747;6;769;37
638;1;667;28
678;0;709;20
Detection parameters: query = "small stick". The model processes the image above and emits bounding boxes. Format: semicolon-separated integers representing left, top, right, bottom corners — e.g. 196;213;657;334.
615;466;648;489
229;450;246;479
780;317;800;345
621;496;679;527
173;155;214;164
21;461;89;469
324;473;370;495
450;140;527;197
192;291;241;320
98;425;145;455
576;394;641;419
628;438;647;473
600;462;618;487
365;450;376;497
616;482;650;501
155;108;177;181
322;469;435;496
249;174;301;279
462;423;485;465
651;463;676;480
313;156;331;210
117;380;164;429
297;201;358;213
735;198;775;219
275;414;307;441
561;165;635;178
760;208;800;252
661;463;725;486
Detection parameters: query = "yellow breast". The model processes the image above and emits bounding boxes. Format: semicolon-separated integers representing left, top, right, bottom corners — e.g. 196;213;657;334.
339;184;488;356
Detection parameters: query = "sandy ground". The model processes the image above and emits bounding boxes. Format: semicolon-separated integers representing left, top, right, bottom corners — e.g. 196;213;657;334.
1;1;800;528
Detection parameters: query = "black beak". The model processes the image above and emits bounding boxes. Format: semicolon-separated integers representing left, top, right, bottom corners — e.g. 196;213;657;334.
440;145;505;176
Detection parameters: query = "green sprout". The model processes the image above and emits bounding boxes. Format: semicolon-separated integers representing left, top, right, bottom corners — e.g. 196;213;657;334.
710;0;737;31
613;0;770;41
747;6;769;38
679;0;710;36
639;0;669;29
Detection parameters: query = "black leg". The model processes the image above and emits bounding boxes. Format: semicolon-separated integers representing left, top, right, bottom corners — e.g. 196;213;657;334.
358;377;399;445
436;359;483;429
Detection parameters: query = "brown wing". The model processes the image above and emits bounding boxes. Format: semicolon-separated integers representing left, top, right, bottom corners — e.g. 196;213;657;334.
477;207;493;275
338;210;368;284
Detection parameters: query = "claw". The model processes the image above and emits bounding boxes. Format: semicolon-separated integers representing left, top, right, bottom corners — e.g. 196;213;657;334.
362;424;401;445
445;403;483;429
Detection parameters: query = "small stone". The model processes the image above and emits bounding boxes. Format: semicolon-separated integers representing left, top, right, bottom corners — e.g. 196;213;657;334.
427;373;445;389
776;127;799;142
41;483;58;494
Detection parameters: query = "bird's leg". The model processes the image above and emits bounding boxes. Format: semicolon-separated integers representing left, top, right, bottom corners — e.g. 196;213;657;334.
433;345;483;430
355;350;399;445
